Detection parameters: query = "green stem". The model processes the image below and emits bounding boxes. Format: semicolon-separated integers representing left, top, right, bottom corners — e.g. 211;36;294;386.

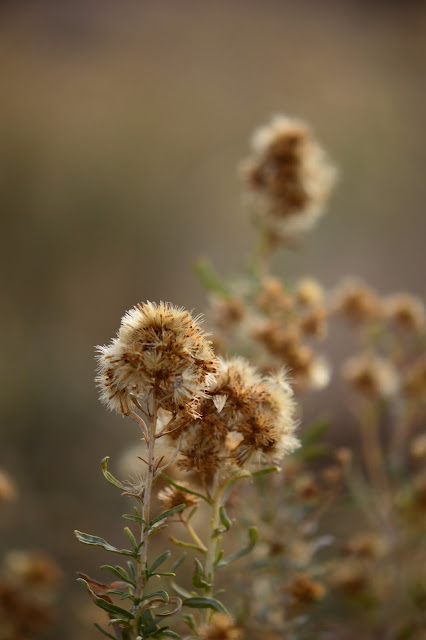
203;481;224;623
135;394;158;601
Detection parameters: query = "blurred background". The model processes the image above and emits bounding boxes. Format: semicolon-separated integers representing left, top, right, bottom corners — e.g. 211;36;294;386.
1;0;425;637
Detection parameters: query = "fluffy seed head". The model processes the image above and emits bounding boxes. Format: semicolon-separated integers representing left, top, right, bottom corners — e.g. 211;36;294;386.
383;293;425;332
334;278;381;323
343;353;398;398
157;484;199;511
168;357;299;478
242;114;337;235
198;614;242;640
96;302;219;415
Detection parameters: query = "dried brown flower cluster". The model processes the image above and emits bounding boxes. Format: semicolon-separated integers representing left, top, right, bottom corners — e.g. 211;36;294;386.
0;551;62;640
96;302;219;416
164;357;299;481
241;114;336;236
198;614;242;640
208;276;330;393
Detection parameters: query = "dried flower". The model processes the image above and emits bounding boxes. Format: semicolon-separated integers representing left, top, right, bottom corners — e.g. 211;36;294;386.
198;614;242;640
343;353;398;398
402;354;426;400
3;551;62;587
334;278;381;323
157;484;199;511
96;302;219;415
295;277;325;307
287;573;326;604
383;293;425;331
242;114;336;235
167;357;299;479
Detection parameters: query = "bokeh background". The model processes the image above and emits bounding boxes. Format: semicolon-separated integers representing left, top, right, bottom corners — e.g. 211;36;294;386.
1;0;425;637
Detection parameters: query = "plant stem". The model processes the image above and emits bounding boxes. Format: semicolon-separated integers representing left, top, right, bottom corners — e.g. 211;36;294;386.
203;481;223;623
135;394;158;600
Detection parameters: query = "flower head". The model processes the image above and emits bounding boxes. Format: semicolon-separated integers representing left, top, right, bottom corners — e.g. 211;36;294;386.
96;302;219;415
198;614;241;640
167;357;299;479
242;114;336;235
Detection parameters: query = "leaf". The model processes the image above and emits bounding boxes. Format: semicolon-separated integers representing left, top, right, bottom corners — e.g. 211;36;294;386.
182;614;197;633
101;457;124;490
163;631;181;638
94;623;118;639
216;527;258;568
299;444;330;461
192;558;211;590
170;552;186;572
123;513;145;525
194;258;229;298
149;551;171;575
169;537;206;553
301;420;330;446
183;597;228;614
169;580;192;599
77;577;134;620
124;527;140;553
142;590;169;603
101;565;136;588
161;474;212;505
219;506;232;532
149;504;186;528
74;531;136;557
250;466;279;477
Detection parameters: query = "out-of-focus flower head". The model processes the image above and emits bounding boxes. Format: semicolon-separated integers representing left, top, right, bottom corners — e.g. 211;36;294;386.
241;114;337;236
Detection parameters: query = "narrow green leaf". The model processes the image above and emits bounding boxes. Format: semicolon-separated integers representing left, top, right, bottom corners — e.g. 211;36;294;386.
124;527;139;552
299;443;330;461
101;564;136;587
142;590;169;603
192;558;211;590
170;537;206;553
94;623;117;639
149;504;186;528
219;506;232;531
170;552;186;572
122;514;145;525
250;465;279;477
182;614;197;633
216;527;258;568
149;550;171;574
163;631;181;638
74;531;136;557
194;258;229;297
161;473;212;505
127;561;137;583
170;581;192;599
183;597;228;614
101;457;124;490
301;420;330;446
